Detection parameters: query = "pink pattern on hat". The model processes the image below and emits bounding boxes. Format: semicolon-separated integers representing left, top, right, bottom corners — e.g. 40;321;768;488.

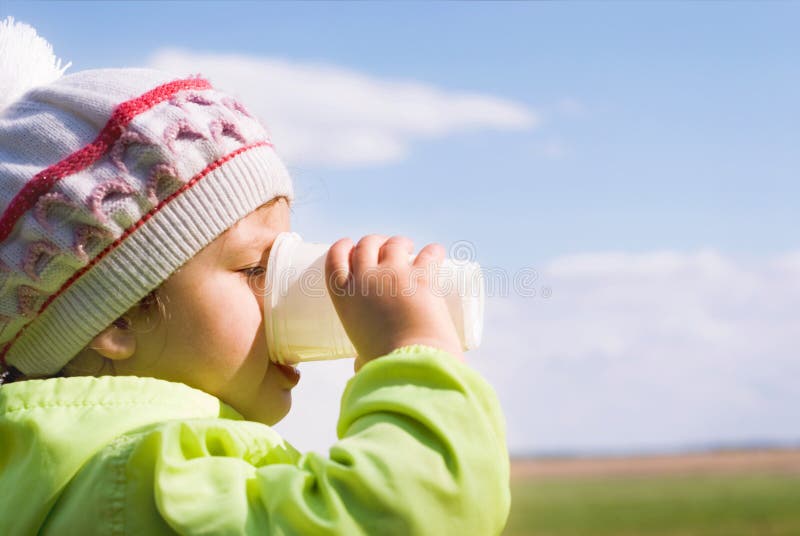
146;163;182;206
87;178;138;224
109;130;153;173
221;97;253;118
34;192;82;233
0;78;212;244
209;117;248;145
72;224;114;263
163;118;208;153
23;240;62;282
170;92;215;110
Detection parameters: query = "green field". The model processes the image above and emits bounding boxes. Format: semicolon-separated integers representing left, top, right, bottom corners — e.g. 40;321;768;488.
504;474;800;536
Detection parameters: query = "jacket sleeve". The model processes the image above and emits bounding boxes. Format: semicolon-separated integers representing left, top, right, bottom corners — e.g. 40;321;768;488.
43;344;511;536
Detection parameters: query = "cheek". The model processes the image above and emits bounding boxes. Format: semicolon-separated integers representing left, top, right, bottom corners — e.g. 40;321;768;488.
182;280;264;358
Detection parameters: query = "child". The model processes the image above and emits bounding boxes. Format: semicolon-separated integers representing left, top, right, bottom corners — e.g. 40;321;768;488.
0;18;510;535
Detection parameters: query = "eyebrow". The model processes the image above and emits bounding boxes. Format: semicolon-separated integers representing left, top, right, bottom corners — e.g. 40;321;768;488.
220;232;269;261
222;201;284;256
245;233;268;248
224;234;275;262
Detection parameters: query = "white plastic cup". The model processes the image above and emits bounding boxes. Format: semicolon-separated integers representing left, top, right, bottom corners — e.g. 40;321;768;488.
263;231;485;365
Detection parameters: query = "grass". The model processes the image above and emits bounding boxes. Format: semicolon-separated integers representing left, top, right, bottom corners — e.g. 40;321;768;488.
503;474;800;536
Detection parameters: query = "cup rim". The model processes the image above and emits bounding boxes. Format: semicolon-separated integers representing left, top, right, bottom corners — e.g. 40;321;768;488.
264;231;304;364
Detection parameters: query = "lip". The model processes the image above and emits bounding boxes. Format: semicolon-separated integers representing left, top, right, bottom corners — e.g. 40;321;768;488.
275;363;301;387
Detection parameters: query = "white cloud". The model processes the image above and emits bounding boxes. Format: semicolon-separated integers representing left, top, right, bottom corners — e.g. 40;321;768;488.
147;49;537;168
471;249;800;454
275;249;800;456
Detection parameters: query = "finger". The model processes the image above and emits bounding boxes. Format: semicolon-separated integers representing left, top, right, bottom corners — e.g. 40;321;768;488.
412;243;446;292
352;234;389;276
378;235;414;266
412;242;446;270
325;237;354;295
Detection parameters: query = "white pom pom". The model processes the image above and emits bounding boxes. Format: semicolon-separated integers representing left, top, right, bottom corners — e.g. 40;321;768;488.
0;16;71;112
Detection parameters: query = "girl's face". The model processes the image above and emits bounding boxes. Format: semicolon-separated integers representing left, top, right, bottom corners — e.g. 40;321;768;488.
111;197;296;425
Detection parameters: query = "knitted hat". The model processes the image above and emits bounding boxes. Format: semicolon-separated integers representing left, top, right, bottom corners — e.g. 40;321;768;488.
0;18;294;375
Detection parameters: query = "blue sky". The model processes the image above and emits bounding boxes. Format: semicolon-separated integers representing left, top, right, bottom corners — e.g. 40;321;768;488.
2;1;798;455
7;1;799;264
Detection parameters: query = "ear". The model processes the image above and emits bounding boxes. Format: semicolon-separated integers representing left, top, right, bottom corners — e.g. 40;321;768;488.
86;324;137;361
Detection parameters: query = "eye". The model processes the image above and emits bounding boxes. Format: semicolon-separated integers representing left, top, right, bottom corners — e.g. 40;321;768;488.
239;266;266;278
240;266;267;293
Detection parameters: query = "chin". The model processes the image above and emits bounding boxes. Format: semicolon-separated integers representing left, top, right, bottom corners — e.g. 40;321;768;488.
253;391;292;426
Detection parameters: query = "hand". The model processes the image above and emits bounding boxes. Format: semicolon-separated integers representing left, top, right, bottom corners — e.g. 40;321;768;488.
325;234;465;372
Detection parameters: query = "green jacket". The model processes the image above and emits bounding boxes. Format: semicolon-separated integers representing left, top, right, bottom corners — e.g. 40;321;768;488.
0;344;510;535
